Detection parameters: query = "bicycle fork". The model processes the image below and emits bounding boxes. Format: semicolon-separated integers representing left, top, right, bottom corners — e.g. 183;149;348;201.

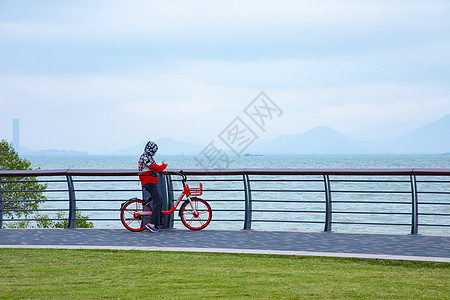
185;196;200;217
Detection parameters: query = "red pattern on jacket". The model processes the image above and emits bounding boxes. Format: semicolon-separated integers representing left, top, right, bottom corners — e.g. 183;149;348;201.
139;162;167;185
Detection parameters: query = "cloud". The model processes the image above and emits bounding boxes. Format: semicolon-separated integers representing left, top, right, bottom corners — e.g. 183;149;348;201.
2;1;449;60
0;0;449;153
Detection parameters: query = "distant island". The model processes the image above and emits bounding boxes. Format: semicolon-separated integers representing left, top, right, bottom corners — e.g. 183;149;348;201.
20;147;89;157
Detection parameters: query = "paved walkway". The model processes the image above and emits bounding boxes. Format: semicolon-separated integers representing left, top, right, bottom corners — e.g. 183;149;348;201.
0;229;449;262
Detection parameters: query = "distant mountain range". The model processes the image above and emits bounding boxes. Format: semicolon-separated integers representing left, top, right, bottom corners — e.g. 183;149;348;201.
114;114;450;155
250;114;450;155
250;126;368;155
20;114;450;156
380;114;450;154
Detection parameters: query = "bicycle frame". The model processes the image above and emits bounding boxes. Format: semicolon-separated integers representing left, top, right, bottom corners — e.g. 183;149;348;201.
135;174;202;217
162;185;195;215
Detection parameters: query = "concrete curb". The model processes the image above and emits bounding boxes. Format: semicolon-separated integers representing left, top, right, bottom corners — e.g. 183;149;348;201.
1;244;449;263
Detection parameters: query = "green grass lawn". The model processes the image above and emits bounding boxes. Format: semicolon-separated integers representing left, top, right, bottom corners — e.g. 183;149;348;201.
0;248;448;299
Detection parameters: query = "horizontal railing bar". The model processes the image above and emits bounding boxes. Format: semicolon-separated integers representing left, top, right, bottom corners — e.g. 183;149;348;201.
330;179;411;183
76;199;135;202
73;189;141;192
333;211;411;215
72;179;139;182
1;200;67;204
332;222;411;226
172;179;243;182
2;219;69;222
80;218;118;221
171;189;245;192
2;209;123;212
252;200;325;203
249;179;324;182
3;218;121;221
417;191;450;195
416;180;450;183
250;189;324;193
180;168;450;176
253;210;324;213
0;180;67;183
2;220;117;223
252;220;324;224
171;219;244;222
418;202;450;205
169;219;243;222
199;199;244;202
418;213;450;216
209;209;243;212
76;209;119;212
331;190;411;194
333;200;411;203
69;219;119;221
2;167;450;177
0;190;68;193
1;209;68;212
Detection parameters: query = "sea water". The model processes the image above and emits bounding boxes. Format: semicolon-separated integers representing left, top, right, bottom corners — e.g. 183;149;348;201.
24;155;450;235
26;154;450;170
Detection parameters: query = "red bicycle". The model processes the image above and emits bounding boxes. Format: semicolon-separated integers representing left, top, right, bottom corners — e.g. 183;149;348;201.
120;170;212;231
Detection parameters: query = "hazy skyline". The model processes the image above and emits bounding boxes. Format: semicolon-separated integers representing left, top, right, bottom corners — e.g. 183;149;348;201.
1;0;449;154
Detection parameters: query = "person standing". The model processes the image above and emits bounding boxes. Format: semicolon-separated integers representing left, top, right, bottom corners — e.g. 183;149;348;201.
138;141;168;232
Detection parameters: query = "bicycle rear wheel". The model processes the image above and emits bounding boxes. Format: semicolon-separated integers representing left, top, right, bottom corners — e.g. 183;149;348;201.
120;199;151;231
179;197;212;230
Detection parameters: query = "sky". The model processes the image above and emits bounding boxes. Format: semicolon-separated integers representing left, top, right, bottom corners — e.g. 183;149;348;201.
1;0;449;154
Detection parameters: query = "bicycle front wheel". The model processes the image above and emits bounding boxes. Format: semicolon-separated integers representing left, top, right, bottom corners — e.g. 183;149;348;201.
179;197;212;230
120;199;151;232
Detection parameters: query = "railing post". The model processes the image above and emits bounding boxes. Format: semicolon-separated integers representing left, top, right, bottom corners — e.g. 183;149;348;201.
165;174;175;229
159;174;173;229
410;175;419;235
323;175;332;232
66;175;76;228
0;184;3;229
243;174;252;230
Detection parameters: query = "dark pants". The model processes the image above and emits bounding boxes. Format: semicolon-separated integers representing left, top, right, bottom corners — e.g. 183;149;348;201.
142;183;162;226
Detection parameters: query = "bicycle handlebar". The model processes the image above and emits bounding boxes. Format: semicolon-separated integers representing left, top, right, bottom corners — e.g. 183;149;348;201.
173;170;187;182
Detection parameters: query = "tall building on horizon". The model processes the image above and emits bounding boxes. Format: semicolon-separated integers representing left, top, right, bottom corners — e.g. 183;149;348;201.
13;118;19;149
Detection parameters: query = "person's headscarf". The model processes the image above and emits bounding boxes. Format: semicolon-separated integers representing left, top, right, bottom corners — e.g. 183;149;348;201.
138;141;158;172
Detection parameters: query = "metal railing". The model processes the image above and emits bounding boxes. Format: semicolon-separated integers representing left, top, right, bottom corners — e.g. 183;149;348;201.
0;168;449;234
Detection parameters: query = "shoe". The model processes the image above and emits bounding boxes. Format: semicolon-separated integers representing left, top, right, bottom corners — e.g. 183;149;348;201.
145;224;159;232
